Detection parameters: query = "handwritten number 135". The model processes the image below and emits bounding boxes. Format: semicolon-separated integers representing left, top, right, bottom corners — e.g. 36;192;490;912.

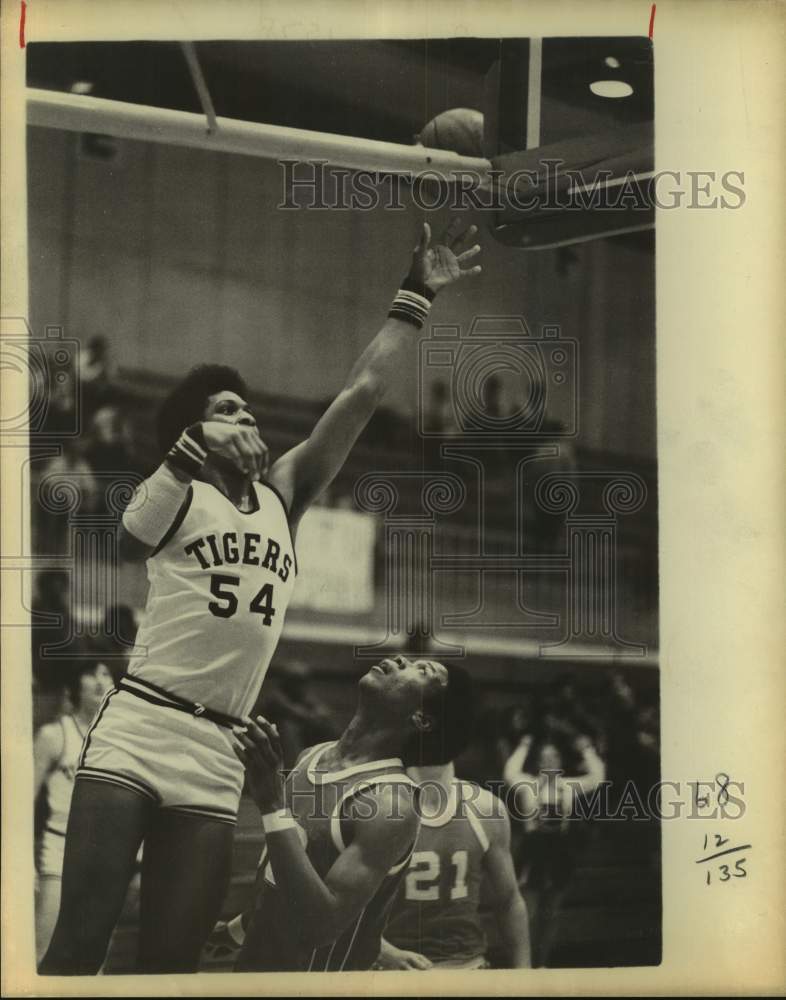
709;858;746;884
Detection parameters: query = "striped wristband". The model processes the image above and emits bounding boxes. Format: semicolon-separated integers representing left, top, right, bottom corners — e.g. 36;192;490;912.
261;808;297;834
388;276;436;329
166;422;207;478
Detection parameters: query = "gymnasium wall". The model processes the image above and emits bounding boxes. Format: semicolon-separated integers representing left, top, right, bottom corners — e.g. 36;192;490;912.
27;126;656;461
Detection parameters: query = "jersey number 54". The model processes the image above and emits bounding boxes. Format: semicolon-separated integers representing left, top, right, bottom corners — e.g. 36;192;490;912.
208;573;276;625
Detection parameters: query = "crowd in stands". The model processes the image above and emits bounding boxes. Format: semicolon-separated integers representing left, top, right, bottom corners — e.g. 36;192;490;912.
33;336;154;555
454;670;660;966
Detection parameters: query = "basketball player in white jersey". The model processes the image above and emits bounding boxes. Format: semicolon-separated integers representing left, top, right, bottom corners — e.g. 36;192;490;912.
33;662;113;960
40;219;482;974
377;759;531;969
232;655;476;972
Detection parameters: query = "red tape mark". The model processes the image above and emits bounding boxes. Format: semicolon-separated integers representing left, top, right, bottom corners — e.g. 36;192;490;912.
648;3;656;39
19;0;27;47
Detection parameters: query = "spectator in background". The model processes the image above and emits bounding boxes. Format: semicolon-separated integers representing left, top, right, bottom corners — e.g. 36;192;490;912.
495;702;535;775
530;419;577;553
31;571;74;701
33;661;114;961
541;675;603;750
483;373;506;422
503;728;606;967
453;703;504;791
256;660;339;769
32;439;99;554
603;673;660;860
40;364;79;438
604;672;651;808
85;405;147;513
422;379;455;436
86;406;131;476
78;335;115;417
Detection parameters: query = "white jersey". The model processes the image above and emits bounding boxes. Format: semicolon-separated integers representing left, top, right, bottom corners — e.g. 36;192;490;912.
44;715;85;835
128;479;297;719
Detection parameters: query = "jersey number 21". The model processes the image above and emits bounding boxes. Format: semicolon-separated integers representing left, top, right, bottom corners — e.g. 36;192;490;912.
405;850;469;901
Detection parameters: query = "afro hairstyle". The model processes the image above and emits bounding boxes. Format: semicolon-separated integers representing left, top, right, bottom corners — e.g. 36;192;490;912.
156;364;249;454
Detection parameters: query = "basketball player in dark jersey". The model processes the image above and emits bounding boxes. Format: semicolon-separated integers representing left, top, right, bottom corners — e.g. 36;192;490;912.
377;758;531;969
232;655;475;972
40;220;482;975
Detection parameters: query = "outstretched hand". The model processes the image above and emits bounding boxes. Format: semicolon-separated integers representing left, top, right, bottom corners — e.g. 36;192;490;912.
232;715;285;814
408;218;482;294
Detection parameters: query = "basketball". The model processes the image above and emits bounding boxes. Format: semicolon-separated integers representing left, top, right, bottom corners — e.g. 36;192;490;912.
418;108;485;158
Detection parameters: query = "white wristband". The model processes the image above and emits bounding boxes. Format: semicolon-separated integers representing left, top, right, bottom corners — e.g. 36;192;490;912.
261;808;296;834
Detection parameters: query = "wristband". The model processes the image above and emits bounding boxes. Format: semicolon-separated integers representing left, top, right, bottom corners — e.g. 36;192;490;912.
165;422;207;478
261;808;296;834
388;276;436;329
401;275;437;302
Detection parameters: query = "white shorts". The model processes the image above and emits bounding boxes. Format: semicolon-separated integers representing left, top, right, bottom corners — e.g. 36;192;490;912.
77;689;243;824
37;828;66;878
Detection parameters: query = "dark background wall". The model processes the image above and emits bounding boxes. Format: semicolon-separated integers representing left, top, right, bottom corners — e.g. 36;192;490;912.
27;126;655;462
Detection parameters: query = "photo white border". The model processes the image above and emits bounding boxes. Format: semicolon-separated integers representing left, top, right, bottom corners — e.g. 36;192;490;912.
2;1;784;995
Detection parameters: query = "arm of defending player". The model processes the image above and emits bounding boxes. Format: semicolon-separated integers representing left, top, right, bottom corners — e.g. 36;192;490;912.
234;717;420;948
375;937;433;970
267;219;481;527
480;793;532;969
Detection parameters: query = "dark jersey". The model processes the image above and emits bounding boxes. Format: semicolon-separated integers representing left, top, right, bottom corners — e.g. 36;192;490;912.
237;741;417;972
384;780;491;965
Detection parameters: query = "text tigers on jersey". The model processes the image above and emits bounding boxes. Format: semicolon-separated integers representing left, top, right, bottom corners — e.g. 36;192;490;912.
183;531;294;581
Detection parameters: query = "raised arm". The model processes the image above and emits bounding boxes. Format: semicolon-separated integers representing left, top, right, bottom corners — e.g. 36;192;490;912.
235;717;420;948
268;219;481;526
118;419;269;562
568;735;606;795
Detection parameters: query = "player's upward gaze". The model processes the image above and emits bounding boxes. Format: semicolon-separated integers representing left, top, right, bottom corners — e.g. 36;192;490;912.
39;220;482;975
233;655;477;972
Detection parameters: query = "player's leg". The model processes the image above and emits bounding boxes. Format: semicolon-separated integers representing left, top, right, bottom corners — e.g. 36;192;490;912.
35;829;65;962
39;778;153;974
232;849;273;971
34;875;62;962
137;809;235;973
